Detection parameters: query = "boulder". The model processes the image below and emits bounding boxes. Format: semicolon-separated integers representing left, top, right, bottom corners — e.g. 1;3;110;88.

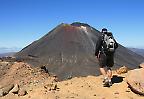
116;66;128;74
0;84;14;97
140;63;144;68
126;68;144;95
9;84;19;94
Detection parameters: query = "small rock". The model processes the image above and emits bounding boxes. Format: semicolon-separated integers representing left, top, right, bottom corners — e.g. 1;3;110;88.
53;84;58;90
18;89;27;96
140;63;144;68
0;85;2;89
55;96;60;99
0;89;4;97
9;84;19;94
65;83;68;85
102;97;105;99
44;83;58;91
28;95;31;98
2;84;14;95
126;90;130;92
41;66;49;74
114;91;119;94
93;94;96;96
126;88;131;92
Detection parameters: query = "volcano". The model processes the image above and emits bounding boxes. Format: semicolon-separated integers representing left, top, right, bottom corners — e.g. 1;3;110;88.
15;22;144;80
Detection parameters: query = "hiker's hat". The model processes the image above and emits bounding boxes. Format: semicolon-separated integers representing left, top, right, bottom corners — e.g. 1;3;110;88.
102;28;107;33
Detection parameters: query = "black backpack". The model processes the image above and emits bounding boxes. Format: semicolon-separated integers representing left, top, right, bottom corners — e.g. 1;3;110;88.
102;32;117;53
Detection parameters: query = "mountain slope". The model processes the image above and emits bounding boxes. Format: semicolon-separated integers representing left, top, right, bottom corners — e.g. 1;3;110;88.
129;48;144;57
15;22;144;80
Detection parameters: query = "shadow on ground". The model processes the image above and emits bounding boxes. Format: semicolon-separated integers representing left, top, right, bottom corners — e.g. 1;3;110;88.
112;75;124;84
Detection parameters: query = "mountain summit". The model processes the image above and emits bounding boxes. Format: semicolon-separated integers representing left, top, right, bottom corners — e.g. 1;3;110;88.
15;22;144;80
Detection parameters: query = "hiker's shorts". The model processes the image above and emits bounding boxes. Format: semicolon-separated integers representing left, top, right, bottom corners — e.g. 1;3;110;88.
98;52;114;68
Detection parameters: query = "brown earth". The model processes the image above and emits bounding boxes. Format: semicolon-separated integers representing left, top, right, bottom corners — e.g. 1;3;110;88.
0;61;144;99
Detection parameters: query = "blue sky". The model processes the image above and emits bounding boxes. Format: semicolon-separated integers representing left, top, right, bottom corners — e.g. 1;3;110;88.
0;0;144;49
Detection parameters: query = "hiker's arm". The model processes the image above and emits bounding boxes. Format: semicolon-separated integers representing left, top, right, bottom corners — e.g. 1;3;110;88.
95;36;102;56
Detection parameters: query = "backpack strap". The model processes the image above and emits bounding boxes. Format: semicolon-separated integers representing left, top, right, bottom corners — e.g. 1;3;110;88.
100;33;106;53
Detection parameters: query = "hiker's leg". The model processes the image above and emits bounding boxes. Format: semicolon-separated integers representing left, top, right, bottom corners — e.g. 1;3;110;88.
98;53;106;76
106;68;112;86
106;54;114;80
100;67;110;87
106;54;114;86
100;67;107;77
99;53;107;78
107;68;112;80
98;53;110;86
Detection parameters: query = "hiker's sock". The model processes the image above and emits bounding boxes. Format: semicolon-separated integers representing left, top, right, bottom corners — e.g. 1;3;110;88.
108;79;112;86
103;77;108;82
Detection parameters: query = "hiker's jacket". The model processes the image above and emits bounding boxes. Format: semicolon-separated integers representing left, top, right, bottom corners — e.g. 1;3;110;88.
95;34;118;56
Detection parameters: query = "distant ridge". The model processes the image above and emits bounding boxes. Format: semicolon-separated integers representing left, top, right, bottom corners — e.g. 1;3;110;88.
0;52;16;57
0;47;20;54
129;48;144;57
15;22;144;80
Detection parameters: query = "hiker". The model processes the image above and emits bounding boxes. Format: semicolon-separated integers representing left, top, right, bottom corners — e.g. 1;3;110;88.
95;28;118;87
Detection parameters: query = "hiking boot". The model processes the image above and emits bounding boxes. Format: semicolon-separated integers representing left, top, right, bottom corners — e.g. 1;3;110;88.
103;78;110;87
108;80;112;86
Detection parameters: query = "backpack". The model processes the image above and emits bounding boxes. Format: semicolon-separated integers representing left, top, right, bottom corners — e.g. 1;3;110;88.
102;32;116;53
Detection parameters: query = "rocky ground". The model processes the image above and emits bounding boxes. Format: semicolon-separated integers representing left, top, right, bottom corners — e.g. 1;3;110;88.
0;60;144;99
